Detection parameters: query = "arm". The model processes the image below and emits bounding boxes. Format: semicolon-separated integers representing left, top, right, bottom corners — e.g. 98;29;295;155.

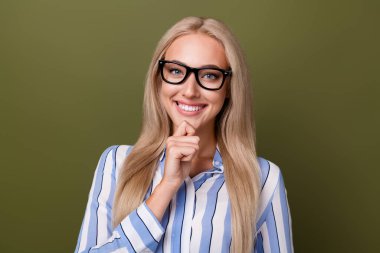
74;145;165;253
255;163;294;253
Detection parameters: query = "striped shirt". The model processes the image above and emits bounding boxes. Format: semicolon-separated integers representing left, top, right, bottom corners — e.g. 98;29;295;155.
74;145;294;253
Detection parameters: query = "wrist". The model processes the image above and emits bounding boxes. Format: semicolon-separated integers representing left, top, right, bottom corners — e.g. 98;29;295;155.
158;178;182;194
146;179;179;221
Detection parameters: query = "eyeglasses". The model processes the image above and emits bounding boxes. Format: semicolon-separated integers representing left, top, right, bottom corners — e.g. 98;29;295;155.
158;60;232;91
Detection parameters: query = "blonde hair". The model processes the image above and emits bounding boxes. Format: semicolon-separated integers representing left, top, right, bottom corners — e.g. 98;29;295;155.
113;16;261;253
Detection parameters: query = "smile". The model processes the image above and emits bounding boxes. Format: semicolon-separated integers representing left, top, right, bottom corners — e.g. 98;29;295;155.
175;101;207;115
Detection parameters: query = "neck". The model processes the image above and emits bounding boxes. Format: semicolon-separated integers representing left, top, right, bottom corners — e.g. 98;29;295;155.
190;122;217;177
194;124;217;160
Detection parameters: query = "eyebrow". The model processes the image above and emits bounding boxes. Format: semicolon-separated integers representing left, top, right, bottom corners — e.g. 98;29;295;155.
170;59;224;69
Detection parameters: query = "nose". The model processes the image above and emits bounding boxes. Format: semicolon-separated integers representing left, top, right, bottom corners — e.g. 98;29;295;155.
181;72;200;98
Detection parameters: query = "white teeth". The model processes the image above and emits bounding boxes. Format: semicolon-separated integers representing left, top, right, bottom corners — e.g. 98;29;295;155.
178;103;204;112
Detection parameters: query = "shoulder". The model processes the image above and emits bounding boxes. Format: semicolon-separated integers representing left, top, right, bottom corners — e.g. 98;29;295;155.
256;156;282;191
256;156;287;225
97;145;134;163
95;145;134;177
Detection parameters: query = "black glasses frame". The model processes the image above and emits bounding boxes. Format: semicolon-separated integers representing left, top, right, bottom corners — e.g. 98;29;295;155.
158;60;232;91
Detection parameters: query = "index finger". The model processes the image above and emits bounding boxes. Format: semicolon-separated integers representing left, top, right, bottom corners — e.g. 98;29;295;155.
173;120;196;137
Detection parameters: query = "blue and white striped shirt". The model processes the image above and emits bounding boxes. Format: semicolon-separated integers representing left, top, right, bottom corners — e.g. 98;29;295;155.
75;145;294;253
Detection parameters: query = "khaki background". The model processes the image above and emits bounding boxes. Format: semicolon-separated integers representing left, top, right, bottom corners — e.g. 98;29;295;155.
1;0;379;252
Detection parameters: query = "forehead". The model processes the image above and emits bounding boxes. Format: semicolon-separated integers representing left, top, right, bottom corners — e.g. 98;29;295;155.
164;33;229;69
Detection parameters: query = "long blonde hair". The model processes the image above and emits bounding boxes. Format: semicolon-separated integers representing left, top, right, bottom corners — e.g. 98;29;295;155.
113;16;261;253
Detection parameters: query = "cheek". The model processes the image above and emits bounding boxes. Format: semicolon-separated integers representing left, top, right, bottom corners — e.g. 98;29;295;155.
159;83;178;112
160;83;177;98
159;84;170;103
210;91;227;110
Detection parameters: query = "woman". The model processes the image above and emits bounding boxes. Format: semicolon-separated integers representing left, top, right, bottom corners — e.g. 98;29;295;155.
75;16;293;253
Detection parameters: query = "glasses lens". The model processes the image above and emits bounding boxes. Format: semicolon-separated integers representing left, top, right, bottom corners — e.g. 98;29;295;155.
162;62;187;84
198;69;224;89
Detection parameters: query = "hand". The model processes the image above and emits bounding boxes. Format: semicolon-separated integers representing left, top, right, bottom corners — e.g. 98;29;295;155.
146;120;199;221
161;120;199;190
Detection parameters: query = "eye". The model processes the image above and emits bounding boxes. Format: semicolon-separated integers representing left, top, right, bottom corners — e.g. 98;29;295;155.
203;73;217;79
201;71;221;80
169;68;184;76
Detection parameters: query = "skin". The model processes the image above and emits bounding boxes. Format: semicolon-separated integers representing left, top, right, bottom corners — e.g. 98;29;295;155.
146;33;229;221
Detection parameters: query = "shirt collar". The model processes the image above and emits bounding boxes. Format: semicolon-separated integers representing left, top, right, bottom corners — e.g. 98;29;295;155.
159;143;224;173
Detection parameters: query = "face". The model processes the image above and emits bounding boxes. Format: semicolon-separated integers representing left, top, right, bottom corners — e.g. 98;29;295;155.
159;33;229;134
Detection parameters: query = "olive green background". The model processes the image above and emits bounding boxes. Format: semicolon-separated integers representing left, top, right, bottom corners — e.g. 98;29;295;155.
1;0;379;252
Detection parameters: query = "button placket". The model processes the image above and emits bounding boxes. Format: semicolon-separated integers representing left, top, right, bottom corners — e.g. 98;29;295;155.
179;177;196;253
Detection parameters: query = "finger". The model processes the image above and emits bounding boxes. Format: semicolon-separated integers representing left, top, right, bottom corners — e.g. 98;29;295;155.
173;120;196;137
167;136;200;145
173;146;198;161
173;121;188;137
184;122;196;136
167;142;199;155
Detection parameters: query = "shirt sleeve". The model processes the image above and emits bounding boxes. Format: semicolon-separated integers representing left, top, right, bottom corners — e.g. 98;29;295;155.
74;145;165;253
254;161;294;253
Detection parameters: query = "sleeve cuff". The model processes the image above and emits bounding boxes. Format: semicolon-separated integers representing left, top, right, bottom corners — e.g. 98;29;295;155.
119;201;165;252
138;201;165;239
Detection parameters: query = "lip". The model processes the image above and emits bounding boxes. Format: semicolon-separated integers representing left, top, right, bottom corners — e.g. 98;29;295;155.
174;100;207;116
175;100;208;107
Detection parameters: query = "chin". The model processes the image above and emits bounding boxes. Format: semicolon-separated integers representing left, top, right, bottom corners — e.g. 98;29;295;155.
172;118;200;131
